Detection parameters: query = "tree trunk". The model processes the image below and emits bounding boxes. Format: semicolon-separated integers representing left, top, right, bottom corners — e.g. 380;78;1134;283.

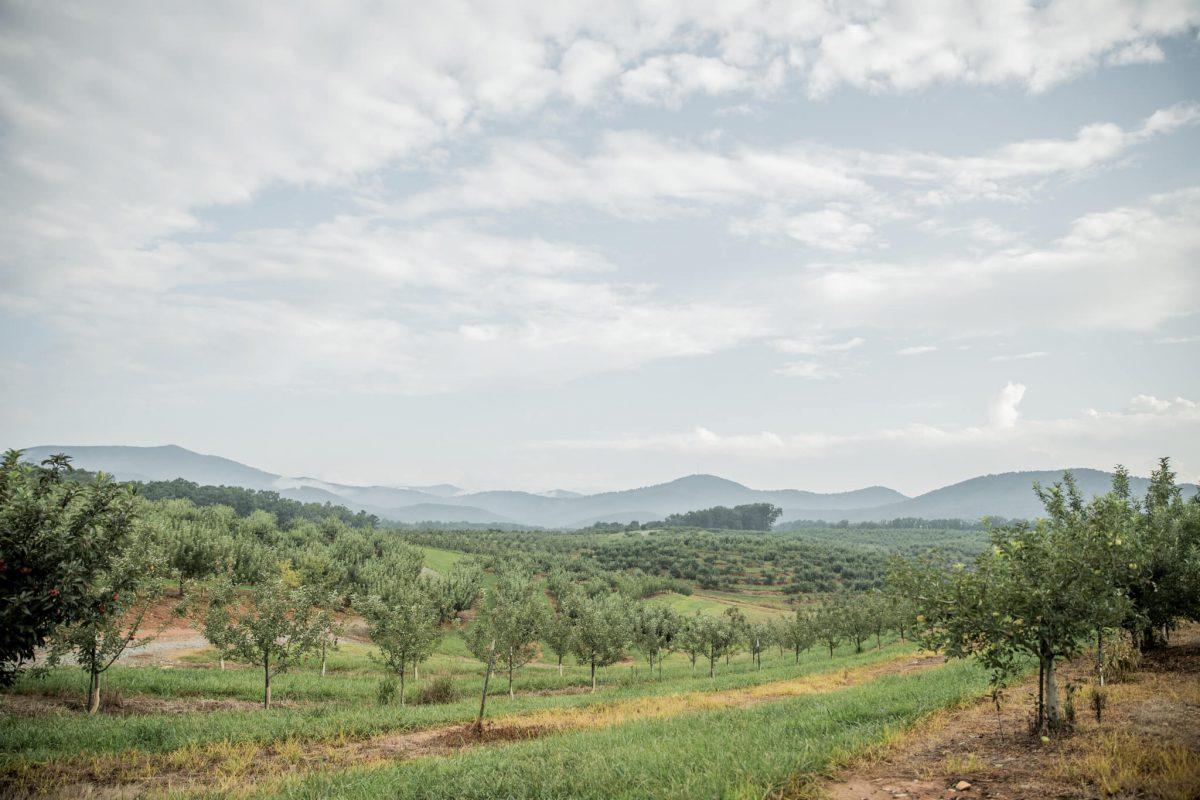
1044;655;1061;731
708;654;715;678
1096;628;1105;686
508;655;514;699
263;662;272;709
414;661;419;682
320;640;328;677
475;638;496;733
1036;657;1045;732
400;666;407;707
590;659;597;692
828;642;834;659
219;656;225;671
87;669;101;715
557;656;563;677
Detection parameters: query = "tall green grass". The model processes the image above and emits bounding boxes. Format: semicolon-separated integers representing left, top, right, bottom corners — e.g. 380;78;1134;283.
1;640;913;765
263;659;991;799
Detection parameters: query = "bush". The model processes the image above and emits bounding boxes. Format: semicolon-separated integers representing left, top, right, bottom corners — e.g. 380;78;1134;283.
411;675;457;705
376;677;398;706
1104;636;1142;683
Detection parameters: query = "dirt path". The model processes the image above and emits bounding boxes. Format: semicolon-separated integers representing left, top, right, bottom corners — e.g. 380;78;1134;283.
3;650;945;799
812;624;1200;800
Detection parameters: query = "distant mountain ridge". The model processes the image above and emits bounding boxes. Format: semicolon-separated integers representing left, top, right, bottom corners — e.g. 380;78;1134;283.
783;468;1198;524
17;444;1196;528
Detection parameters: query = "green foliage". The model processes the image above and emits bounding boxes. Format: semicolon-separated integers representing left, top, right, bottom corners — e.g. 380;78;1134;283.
203;573;328;707
566;590;632;690
894;459;1200;734
358;582;441;706
466;571;546;698
420;560;483;624
412;675;458;705
777;608;817;662
631;603;681;674
45;516;168;713
129;477;379;529
397;527;895;593
661;502;783;531
0;451;142;686
376;676;398;706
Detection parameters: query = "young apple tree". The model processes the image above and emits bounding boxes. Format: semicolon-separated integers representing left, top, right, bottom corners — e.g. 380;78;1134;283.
205;574;327;708
466;572;545;699
47;514;168;714
567;591;631;691
358;582;441;706
0;452;142;687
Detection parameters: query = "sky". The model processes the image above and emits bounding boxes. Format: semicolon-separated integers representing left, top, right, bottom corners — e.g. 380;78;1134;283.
2;1;1199;496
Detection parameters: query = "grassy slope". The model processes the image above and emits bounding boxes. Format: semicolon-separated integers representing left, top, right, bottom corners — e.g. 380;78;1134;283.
416;546;465;576
264;659;990;800
655;591;787;621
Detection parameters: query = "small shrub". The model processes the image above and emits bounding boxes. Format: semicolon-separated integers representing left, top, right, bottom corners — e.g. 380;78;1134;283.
412;675;457;705
1062;682;1078;731
1103;636;1141;683
376;677;397;706
1089;686;1107;723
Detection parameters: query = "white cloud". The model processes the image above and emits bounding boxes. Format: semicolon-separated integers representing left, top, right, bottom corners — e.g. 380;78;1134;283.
990;351;1049;362
772;336;865;355
773;361;841;380
619;54;751;107
543;389;1200;481
559;40;622;105
404;103;1198;227
1155;335;1200;344
1128;394;1198;413
6;218;768;394
989;382;1027;428
787;189;1200;333
1107;40;1166;65
403;131;868;219
897;345;938;356
732;206;876;252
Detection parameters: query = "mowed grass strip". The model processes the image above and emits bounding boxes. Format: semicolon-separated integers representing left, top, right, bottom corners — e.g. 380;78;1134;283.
261;659;991;800
2;642;913;766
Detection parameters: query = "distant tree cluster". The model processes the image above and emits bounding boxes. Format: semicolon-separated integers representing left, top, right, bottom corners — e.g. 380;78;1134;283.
660;503;783;531
777;516;1007;532
131;477;380;529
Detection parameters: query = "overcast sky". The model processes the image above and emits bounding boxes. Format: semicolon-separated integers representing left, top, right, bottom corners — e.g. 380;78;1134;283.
2;1;1199;495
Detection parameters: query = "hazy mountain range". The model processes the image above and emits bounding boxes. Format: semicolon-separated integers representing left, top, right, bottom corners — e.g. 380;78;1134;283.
18;444;1196;529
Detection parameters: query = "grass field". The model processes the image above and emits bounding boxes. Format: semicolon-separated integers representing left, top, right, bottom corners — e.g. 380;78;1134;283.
415;546;466;576
1;638;915;767
258;659;992;799
655;590;789;621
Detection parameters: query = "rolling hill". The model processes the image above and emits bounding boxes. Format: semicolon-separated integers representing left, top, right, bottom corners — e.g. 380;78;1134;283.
16;444;1195;528
782;468;1198;523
